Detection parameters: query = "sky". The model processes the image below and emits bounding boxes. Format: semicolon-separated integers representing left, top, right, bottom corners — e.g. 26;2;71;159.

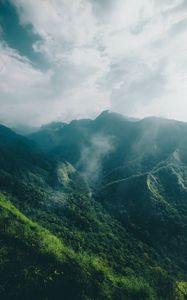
0;0;187;126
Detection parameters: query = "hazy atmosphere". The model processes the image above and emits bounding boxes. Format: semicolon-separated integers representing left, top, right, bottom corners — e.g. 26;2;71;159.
1;0;187;126
1;2;187;299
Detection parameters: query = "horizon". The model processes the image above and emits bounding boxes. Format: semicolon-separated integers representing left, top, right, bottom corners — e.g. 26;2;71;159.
1;110;187;134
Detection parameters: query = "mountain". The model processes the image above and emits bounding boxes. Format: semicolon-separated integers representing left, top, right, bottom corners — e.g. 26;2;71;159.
0;113;187;299
30;111;186;167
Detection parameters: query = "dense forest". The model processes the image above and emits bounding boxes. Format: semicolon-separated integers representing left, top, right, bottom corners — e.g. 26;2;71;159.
0;111;187;299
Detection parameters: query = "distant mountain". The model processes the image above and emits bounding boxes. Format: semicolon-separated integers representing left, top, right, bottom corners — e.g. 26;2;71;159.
29;110;187;174
0;113;187;299
13;124;40;135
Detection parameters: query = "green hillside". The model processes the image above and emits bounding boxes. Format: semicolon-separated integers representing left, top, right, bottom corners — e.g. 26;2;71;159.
0;193;157;299
0;113;187;299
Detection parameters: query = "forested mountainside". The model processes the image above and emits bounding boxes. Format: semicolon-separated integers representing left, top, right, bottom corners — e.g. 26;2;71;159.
0;111;187;299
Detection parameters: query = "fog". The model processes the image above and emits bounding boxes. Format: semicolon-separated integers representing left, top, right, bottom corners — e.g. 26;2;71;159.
77;134;114;182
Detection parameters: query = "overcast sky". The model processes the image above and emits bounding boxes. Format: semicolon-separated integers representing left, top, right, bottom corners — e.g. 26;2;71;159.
0;0;187;126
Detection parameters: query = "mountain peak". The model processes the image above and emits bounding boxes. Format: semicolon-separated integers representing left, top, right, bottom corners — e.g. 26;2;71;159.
96;110;126;121
95;110;139;124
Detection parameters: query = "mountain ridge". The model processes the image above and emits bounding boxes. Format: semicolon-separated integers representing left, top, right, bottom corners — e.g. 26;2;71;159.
0;112;187;299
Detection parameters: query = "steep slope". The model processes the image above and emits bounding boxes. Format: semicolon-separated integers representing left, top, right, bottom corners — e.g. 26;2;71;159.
0;117;187;299
0;124;88;207
0;125;166;299
28;111;187;296
99;158;187;270
0;193;158;300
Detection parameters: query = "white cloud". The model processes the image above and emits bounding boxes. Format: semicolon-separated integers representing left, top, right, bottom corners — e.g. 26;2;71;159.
1;0;187;125
0;42;54;125
0;42;50;93
11;0;99;62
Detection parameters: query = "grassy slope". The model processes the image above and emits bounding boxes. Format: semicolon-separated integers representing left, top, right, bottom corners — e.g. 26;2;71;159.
0;193;156;300
1;119;187;299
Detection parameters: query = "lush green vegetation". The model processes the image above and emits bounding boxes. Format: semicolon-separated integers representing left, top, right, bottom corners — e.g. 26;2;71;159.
0;193;156;299
0;112;187;299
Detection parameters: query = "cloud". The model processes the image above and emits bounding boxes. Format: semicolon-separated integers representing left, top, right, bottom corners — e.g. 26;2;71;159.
0;41;54;126
0;0;187;125
99;0;187;120
11;0;99;62
77;134;114;182
0;40;110;126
